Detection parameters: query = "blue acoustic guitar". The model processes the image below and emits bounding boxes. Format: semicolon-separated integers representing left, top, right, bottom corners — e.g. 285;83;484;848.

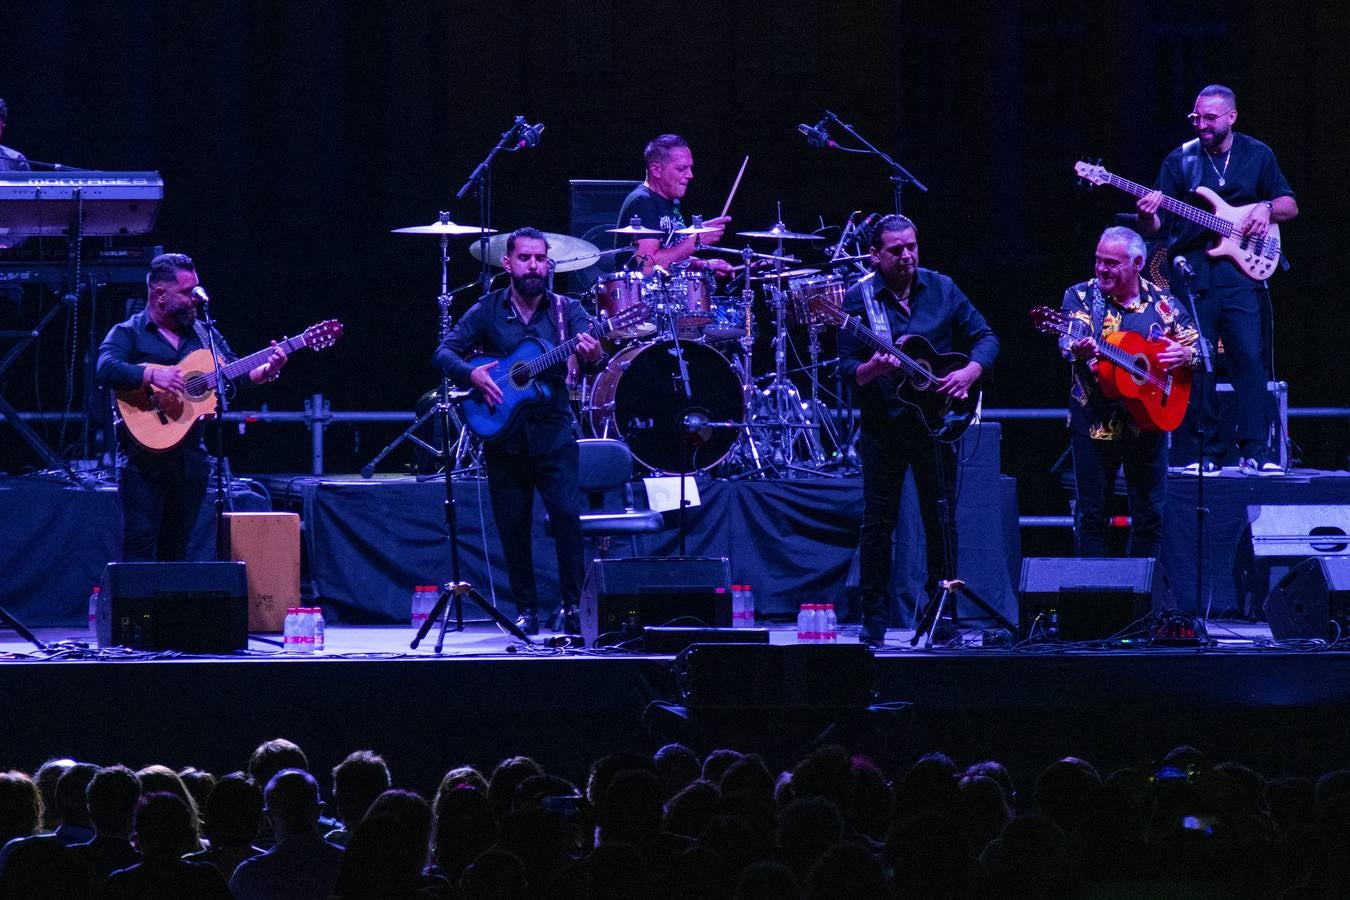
456;303;648;440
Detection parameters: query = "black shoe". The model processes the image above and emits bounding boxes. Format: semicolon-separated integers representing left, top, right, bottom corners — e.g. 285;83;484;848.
514;609;539;636
859;626;886;649
561;605;581;635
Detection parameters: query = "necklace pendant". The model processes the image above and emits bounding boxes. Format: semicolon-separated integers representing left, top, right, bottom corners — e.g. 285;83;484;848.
1217;176;1225;187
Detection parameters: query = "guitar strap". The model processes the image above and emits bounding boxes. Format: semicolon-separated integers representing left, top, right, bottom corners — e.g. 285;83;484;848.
550;291;569;344
1180;138;1203;193
858;273;894;346
1087;279;1107;339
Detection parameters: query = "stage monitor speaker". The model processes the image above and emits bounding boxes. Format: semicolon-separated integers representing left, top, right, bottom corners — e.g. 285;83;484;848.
1019;557;1167;642
581;556;730;646
1235;505;1350;618
1265;556;1350;641
643;626;769;655
675;643;875;710
98;562;249;653
568;179;640;291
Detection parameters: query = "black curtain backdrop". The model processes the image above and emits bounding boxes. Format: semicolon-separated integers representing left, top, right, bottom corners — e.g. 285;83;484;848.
2;1;1346;515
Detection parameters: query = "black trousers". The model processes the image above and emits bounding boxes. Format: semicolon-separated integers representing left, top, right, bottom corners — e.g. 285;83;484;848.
1070;430;1168;559
484;440;584;615
118;463;209;562
857;421;957;635
1179;284;1272;460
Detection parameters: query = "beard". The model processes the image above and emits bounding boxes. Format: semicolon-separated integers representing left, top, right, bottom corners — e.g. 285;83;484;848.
169;304;197;329
511;272;547;299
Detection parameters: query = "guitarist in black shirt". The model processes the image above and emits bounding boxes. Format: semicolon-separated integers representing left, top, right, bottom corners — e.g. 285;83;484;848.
434;228;604;635
836;215;998;647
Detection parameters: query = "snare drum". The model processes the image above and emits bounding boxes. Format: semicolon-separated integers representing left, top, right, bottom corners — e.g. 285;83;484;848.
788;274;847;327
595;271;655;339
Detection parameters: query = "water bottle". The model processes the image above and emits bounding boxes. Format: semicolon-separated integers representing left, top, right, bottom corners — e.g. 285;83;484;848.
824;603;838;642
411;586;433;627
296;608;316;654
796;603;811;642
283;607;302;653
87;586;100;638
726;585;739;626
742;584;756;628
310;606;325;653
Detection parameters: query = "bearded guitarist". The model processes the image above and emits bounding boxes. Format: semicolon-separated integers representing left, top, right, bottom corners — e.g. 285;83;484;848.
1061;227;1200;560
96;253;288;562
1136;83;1297;477
434;227;604;636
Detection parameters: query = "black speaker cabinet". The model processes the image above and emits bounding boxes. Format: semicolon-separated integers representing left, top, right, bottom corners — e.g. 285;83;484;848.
581;556;730;646
1019;557;1167;642
1235;505;1350;618
1265;557;1350;641
98;562;249;653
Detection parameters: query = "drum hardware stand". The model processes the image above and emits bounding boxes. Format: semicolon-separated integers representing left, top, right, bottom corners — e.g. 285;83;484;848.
361;215;483;480
721;253;773;478
752;279;828;476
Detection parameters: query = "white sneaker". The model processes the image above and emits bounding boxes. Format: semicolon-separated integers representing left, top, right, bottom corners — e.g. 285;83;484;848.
1178;461;1219;476
1240;456;1283;477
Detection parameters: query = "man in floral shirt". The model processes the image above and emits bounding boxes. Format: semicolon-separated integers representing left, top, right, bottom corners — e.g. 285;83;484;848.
1060;227;1200;558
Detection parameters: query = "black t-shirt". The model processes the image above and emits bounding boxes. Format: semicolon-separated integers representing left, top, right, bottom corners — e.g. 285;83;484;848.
1153;132;1295;289
615;183;688;251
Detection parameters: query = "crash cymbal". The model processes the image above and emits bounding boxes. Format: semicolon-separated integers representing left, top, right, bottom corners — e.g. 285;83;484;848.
468;232;602;273
736;224;824;241
607;224;665;236
748;267;820;282
392;220;496;236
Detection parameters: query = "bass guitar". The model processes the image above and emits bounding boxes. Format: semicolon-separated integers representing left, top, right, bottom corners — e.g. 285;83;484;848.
1029;306;1191;432
807;293;981;442
1073;160;1282;281
115;319;344;451
456;304;648;440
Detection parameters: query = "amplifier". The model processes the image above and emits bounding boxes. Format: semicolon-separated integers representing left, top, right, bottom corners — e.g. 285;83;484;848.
98;562;249;653
581;556;730;646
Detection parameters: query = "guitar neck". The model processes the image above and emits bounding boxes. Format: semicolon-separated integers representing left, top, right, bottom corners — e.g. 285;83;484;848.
524;318;609;377
838;313;904;359
1098;170;1232;238
1061;320;1141;371
208;333;309;388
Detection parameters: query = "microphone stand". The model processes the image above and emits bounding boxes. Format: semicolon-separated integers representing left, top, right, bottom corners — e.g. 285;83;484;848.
823;110;928;214
456;116;530;294
196;298;233;561
1173;265;1212;620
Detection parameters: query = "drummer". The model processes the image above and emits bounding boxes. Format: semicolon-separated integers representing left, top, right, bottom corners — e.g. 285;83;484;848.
616;134;736;280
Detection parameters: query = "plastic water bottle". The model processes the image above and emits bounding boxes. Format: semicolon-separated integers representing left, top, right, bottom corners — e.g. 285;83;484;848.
411;586;433;627
797;604;814;643
296;608;316;654
87;586;100;637
824;603;838;642
742;584;756;628
283;607;302;653
310;607;325;653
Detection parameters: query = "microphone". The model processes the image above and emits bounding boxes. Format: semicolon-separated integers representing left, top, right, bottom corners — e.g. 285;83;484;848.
797;119;837;149
190;285;211;305
1172;255;1195;278
515;120;545;150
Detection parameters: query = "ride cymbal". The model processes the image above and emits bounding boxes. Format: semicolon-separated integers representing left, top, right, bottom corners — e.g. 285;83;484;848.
392;220;496;236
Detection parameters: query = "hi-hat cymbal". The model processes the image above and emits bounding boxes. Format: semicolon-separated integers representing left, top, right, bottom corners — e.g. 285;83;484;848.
674;224;721;236
607;224;665;236
749;267;820;282
391;220;495;236
736;224;824;241
468;232;602;273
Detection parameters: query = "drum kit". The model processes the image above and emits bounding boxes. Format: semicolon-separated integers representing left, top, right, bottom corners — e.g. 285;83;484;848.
370;208;881;480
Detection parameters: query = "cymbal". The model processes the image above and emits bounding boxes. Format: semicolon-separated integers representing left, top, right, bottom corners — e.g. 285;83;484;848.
737;225;824;241
749;267;820;282
391;220;496;236
468;232;602;273
674;224;721;236
607;224;664;236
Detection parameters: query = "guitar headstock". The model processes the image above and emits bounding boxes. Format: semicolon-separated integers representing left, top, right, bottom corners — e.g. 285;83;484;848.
1074;160;1108;187
302;319;344;350
1028;306;1074;336
599;302;650;332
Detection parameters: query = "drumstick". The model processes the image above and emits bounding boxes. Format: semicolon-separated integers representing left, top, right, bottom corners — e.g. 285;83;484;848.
719;156;749;219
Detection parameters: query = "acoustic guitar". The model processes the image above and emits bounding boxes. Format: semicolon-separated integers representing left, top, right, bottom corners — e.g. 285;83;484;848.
115;319;343;451
1029;306;1191;432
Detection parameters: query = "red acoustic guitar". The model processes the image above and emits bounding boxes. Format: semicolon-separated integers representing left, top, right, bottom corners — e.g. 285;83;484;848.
1029;306;1191;432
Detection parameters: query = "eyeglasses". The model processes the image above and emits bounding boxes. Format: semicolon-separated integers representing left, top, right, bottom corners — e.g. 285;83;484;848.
1187;109;1233;126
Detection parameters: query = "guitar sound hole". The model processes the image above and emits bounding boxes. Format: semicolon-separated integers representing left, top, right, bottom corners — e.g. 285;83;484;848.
509;363;529;390
912;362;934;391
184;373;211;402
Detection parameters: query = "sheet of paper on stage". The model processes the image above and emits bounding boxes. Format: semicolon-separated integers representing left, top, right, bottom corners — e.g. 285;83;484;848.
643;476;701;512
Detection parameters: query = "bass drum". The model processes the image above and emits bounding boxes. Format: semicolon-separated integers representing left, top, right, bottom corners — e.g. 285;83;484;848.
588;340;743;473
